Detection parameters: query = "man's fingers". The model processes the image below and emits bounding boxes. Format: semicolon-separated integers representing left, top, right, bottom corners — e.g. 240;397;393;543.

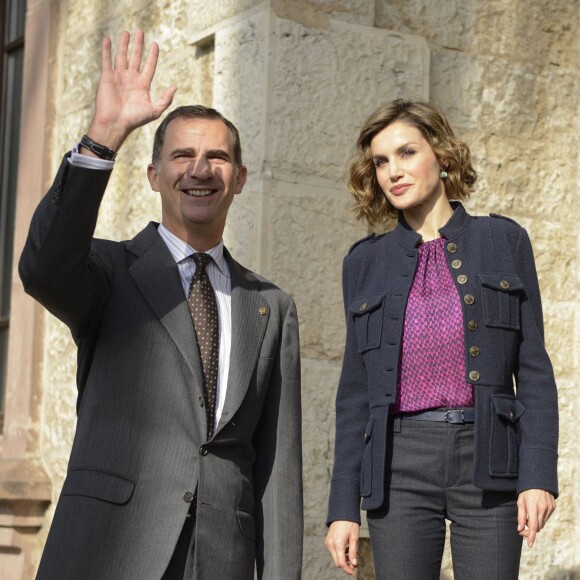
128;29;145;71
114;30;130;70
141;41;160;84
101;36;113;73
153;87;177;117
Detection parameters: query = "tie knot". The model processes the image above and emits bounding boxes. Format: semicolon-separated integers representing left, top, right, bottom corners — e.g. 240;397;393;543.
192;253;213;273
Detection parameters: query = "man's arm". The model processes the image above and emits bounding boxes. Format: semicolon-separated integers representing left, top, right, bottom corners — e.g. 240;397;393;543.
252;297;303;580
19;30;175;336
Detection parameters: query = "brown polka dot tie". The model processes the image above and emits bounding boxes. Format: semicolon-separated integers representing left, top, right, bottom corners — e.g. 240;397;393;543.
188;253;219;439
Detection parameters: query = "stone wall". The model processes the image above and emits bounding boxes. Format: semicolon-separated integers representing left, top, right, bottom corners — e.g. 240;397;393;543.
5;0;578;577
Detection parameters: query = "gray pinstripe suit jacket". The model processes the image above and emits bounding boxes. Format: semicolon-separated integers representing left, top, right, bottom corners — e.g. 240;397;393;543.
19;155;303;579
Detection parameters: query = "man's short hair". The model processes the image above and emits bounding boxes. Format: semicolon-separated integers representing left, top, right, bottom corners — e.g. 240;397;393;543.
152;105;243;167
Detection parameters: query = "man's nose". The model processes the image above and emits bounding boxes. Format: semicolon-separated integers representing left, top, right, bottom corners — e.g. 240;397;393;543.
188;157;211;178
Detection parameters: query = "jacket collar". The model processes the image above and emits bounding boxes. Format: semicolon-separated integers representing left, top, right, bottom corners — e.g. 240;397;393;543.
392;201;471;250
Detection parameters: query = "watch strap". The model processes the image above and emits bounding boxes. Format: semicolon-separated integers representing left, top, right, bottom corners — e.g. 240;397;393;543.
80;134;117;161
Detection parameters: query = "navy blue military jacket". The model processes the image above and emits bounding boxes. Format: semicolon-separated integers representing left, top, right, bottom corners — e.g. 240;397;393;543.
327;203;558;524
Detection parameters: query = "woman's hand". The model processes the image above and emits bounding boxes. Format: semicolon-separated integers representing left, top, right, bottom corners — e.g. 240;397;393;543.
517;489;556;547
325;520;360;576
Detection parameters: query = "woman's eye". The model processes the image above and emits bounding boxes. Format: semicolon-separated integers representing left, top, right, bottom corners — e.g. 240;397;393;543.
402;149;415;157
374;158;387;168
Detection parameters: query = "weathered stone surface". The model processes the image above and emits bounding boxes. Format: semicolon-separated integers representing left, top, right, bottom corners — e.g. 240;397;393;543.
5;1;578;579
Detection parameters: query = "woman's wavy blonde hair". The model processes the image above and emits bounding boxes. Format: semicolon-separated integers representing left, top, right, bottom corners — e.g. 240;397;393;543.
348;99;477;224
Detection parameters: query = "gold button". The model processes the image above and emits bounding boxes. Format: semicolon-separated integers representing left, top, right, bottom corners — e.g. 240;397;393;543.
464;294;475;305
451;259;462;269
259;306;268;315
469;370;480;382
500;280;510;290
447;242;458;253
457;274;468;284
470;346;480;357
468;320;478;331
359;303;367;311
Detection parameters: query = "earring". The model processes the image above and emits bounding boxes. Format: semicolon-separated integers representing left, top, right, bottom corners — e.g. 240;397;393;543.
440;170;448;179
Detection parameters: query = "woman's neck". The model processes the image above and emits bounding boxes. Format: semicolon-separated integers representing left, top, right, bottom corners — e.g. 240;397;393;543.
403;197;454;242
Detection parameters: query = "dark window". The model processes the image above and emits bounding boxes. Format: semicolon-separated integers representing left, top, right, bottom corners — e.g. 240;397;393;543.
0;0;26;417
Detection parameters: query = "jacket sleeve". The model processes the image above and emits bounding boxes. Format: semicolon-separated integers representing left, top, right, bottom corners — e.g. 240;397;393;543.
326;254;369;525
18;155;112;339
513;227;559;496
253;297;303;580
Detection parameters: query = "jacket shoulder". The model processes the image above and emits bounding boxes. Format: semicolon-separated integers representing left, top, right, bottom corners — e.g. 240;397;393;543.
488;212;524;231
347;233;380;256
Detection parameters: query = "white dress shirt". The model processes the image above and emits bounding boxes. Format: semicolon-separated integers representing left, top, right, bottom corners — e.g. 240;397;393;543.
69;146;232;430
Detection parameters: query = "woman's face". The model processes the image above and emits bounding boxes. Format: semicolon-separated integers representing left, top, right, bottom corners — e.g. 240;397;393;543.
370;120;446;215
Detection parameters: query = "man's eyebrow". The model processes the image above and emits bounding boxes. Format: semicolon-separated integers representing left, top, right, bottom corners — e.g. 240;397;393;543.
169;147;196;157
206;149;231;159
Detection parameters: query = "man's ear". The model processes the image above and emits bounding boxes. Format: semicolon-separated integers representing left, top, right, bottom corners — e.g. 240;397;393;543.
235;165;248;195
147;164;160;192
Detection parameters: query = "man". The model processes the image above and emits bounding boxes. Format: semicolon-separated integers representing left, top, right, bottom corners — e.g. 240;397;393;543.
19;30;302;579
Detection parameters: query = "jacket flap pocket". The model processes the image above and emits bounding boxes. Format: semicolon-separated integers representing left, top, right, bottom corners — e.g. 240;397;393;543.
62;468;135;505
491;395;525;423
349;294;385;316
478;273;524;293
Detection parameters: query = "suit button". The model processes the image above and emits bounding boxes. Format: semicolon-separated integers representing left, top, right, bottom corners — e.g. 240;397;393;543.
451;259;462;269
457;274;468;284
183;491;194;503
447;242;458;253
469;370;480;382
500;279;510;290
464;294;475;305
469;346;480;357
198;395;204;407
199;446;209;456
359;303;367;311
468;320;478;331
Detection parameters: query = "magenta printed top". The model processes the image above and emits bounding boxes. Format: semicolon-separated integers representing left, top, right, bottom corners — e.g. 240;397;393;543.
390;237;474;414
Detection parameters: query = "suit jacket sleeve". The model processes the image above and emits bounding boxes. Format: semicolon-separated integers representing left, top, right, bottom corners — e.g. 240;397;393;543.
253;297;303;579
19;155;113;339
513;227;559;496
326;254;369;525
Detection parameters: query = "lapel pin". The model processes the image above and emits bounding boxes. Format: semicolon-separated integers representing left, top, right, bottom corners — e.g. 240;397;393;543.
259;307;268;315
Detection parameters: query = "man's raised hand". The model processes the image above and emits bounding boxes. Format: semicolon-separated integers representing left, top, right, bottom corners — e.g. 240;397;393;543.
86;29;176;153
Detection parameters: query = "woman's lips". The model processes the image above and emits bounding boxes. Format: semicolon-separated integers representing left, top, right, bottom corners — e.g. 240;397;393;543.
390;183;411;195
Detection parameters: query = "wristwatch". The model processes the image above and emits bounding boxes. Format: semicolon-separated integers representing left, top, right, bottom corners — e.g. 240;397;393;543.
79;134;117;161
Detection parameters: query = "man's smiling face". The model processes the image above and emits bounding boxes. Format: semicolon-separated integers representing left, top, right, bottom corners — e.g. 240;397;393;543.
147;116;247;246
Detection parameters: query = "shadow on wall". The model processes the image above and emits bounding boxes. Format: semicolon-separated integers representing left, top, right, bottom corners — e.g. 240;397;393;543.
547;569;580;580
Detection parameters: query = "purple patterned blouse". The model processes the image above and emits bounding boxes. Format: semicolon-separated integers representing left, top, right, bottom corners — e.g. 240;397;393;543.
390;237;474;414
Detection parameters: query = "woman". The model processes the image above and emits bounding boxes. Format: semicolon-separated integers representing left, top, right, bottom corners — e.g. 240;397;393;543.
325;99;558;579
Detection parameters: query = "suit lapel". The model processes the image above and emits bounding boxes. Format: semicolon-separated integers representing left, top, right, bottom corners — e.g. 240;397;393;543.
127;224;204;391
215;251;269;433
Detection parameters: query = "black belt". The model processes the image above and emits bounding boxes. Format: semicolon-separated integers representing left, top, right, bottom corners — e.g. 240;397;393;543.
400;408;475;424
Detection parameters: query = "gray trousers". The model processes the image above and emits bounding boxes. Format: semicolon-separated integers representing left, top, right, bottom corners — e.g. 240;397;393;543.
366;416;522;580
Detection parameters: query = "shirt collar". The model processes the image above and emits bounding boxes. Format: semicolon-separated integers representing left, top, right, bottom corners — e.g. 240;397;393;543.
157;223;229;277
